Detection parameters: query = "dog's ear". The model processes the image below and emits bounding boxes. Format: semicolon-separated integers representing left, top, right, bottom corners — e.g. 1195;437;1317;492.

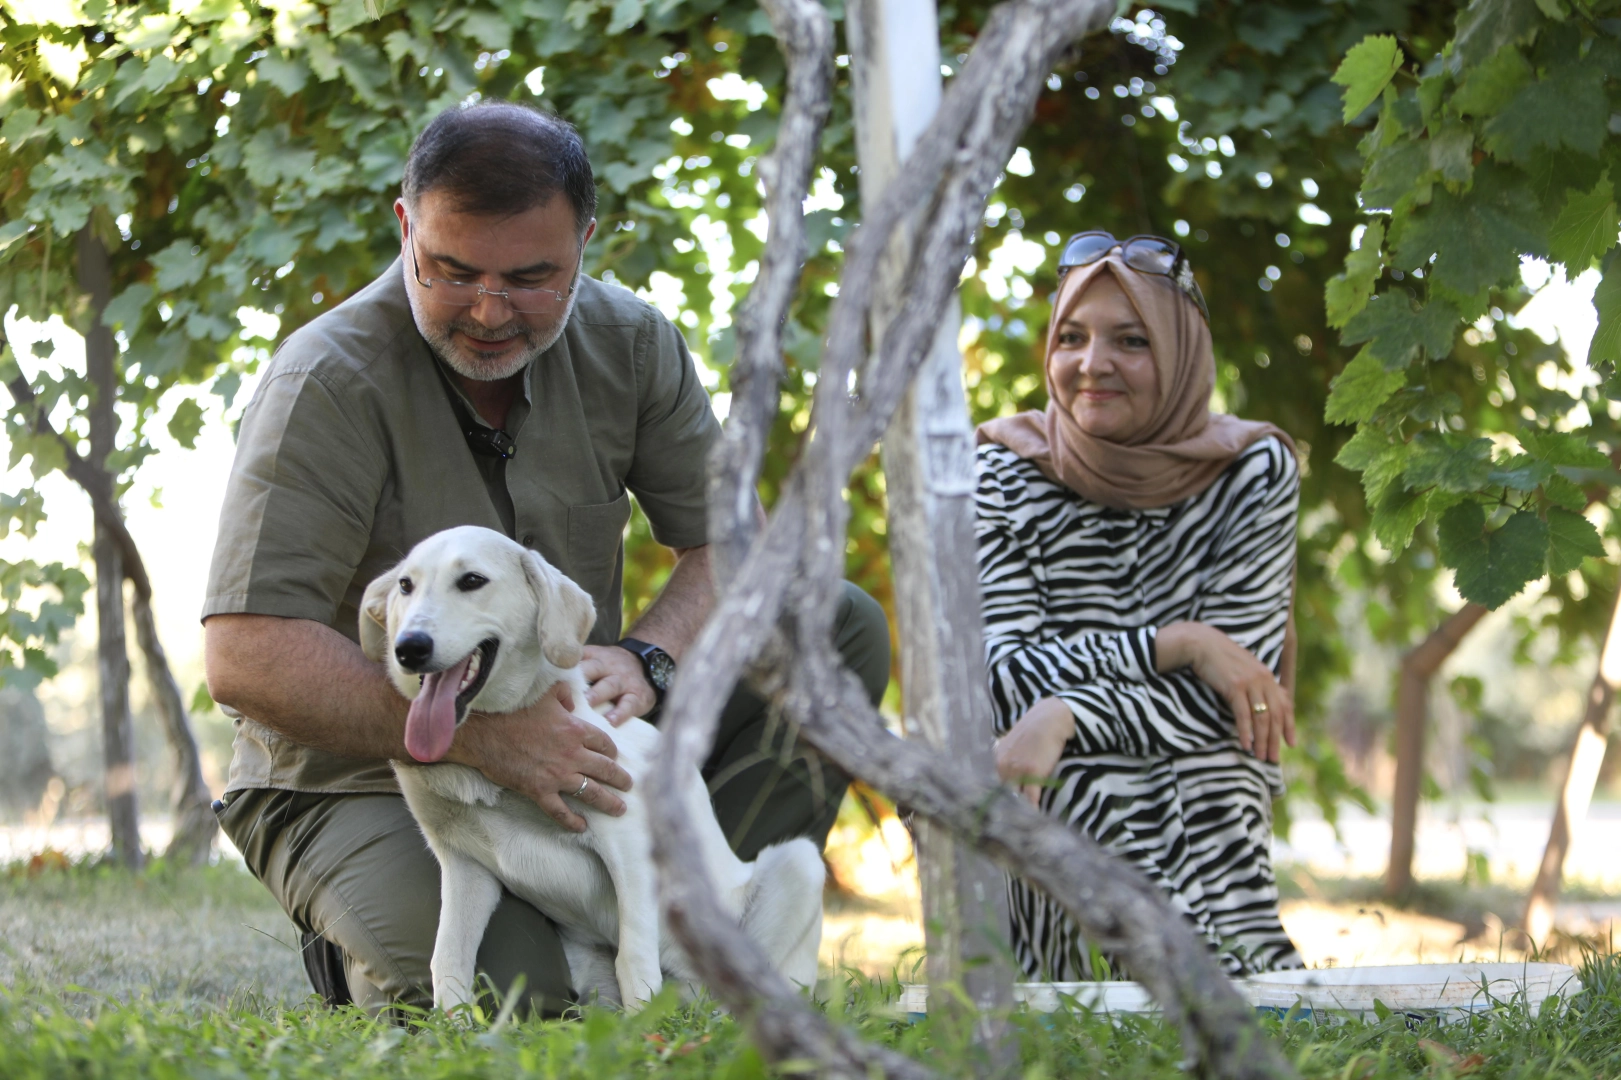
359;568;398;663
521;549;597;669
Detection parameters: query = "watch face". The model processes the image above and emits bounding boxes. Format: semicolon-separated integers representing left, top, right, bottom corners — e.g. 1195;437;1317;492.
646;649;676;691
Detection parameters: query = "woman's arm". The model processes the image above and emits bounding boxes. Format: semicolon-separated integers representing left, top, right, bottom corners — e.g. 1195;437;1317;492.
990;440;1300;792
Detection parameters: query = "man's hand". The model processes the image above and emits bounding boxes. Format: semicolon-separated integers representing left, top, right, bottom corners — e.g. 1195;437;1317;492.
1155;621;1295;763
447;681;634;832
579;644;658;726
994;697;1074;807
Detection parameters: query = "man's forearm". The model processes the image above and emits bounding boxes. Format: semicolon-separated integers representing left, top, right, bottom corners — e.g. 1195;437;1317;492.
205;613;413;761
624;543;714;660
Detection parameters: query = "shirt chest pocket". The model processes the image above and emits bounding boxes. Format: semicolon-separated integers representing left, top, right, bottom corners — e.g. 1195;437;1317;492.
566;489;633;594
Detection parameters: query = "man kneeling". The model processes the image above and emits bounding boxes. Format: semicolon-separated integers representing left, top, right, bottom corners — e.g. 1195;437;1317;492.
203;101;889;1016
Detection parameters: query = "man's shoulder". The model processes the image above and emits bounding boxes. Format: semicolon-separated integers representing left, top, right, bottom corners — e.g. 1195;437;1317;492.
267;260;419;392
567;274;664;332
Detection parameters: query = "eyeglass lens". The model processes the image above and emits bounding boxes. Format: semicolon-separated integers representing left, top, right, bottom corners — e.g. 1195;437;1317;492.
428;282;564;314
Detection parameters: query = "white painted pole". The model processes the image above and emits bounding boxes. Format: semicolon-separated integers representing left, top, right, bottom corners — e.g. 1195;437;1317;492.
847;0;1017;1057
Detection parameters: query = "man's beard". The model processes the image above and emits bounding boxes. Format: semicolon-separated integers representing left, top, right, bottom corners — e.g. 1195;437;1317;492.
408;287;578;382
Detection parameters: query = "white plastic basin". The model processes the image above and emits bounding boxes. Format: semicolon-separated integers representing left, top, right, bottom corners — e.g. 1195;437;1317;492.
899;981;1157;1017
1240;962;1582;1021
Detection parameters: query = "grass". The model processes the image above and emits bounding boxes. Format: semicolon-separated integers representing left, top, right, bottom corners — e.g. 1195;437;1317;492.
3;857;1621;1078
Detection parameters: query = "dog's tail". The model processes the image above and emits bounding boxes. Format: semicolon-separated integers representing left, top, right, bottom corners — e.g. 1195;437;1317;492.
741;838;825;990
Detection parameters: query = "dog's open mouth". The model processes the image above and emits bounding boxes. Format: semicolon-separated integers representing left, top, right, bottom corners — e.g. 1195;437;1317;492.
404;638;498;763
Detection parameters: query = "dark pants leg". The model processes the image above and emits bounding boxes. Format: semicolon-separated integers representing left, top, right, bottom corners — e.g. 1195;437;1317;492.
220;580;890;1011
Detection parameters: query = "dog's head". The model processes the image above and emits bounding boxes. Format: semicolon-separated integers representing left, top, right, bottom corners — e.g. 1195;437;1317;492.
361;525;597;763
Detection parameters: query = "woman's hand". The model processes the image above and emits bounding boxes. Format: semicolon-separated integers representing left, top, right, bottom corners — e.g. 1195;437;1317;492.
1154;621;1295;763
995;697;1074;807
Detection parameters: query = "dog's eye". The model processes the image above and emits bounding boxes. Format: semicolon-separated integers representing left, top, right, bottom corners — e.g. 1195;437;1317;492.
456;572;489;592
399;577;413;595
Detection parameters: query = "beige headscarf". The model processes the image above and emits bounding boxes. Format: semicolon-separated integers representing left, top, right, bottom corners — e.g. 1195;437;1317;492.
977;256;1299;690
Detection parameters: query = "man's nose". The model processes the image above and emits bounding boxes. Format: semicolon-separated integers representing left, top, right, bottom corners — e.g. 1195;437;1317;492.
468;287;515;326
395;631;435;671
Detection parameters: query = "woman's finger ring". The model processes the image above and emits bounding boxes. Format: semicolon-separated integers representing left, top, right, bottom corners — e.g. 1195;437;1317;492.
1251;701;1269;714
571;778;590;798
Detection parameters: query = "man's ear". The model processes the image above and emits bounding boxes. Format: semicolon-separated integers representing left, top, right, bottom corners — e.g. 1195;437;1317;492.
359;568;398;663
521;550;597;669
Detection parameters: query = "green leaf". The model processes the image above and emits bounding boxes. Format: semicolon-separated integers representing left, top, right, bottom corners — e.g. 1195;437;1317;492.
1334;425;1395;471
190;681;216;714
257;53;310;96
1403;434;1494;493
1592;258;1621;366
1484;60;1609;165
1361;442;1411;504
1341;292;1459;367
1394;169;1545;296
1487;453;1554;491
1332;35;1404;122
1371;485;1431;553
1548;175;1618;273
1544;473;1587;512
166;397;205;450
1428;123;1474;186
326;0;374;35
1521;430;1609;469
36;38;87;87
1325;348;1407;424
1360;138;1428;212
149;241;208;291
1326;220;1384;327
101;282;152;331
1546;507;1604;575
1451;44;1533;116
1439;502;1549;608
1453;0;1543;68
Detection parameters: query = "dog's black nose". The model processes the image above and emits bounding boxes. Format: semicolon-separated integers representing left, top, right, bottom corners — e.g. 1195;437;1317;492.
394;631;434;671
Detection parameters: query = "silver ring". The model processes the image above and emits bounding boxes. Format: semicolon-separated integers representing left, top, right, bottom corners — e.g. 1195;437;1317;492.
571;778;589;798
1251;701;1269;715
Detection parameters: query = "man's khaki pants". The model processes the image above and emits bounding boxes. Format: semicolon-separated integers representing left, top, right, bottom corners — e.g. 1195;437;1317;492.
218;582;889;1016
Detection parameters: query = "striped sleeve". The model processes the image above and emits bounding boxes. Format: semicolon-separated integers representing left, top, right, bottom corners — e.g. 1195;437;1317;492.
976;450;1159;737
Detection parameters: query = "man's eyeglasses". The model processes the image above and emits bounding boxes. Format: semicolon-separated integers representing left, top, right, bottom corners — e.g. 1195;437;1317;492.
1057;231;1209;322
410;235;577;314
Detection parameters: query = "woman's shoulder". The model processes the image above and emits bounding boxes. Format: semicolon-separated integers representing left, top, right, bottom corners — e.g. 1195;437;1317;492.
976;441;1062;503
1213;433;1299;504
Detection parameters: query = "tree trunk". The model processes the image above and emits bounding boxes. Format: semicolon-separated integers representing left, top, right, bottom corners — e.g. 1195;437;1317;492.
1523;588;1621;944
848;0;1016;1057
131;592;217;864
73;225;215;865
80;226;144;870
1385;602;1487;897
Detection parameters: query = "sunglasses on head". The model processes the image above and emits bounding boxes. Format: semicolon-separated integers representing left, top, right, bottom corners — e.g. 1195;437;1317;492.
1056;231;1210;322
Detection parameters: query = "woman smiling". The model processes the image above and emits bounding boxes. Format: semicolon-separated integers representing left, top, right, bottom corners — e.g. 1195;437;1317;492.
975;232;1303;980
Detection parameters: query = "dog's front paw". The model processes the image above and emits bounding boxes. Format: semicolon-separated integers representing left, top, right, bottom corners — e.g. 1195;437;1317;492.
432;972;479;1021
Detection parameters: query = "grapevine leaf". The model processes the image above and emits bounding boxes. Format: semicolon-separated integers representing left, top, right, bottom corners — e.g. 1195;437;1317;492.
1326;220;1385;327
1451;43;1533;116
1546;507;1604;575
1521;430;1609;469
1403;433;1494;493
1371;485;1431;553
1428;123;1475;186
1334;425;1396;471
1438;502;1549;608
1394;168;1545;296
149;241;208;291
1326;348;1407;424
166;397;205;450
1487;453;1554;490
1484;60;1609;165
1453;0;1543;68
1360;140;1430;212
1593;257;1621;366
1341;291;1459;367
1548;174;1619;273
1333;35;1404;122
1362;442;1412;504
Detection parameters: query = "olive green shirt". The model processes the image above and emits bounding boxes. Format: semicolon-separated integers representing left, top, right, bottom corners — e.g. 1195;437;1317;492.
205;259;718;794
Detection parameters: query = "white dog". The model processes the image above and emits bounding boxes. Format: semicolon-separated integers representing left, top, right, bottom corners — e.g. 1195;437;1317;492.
360;525;824;1011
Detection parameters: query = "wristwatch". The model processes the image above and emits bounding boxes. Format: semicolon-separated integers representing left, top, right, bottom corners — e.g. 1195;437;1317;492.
617;637;676;714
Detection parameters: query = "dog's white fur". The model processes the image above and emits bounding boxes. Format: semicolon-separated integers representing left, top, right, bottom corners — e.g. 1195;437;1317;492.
361;525;824;1011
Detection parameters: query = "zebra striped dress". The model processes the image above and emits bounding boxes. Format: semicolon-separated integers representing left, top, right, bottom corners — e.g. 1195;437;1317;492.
975;435;1303;979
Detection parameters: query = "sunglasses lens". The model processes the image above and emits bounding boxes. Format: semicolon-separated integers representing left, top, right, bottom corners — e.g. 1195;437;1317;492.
1120;238;1178;275
1059;232;1119;269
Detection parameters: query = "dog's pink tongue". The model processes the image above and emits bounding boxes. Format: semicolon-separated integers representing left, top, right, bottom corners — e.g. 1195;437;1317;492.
404;655;472;763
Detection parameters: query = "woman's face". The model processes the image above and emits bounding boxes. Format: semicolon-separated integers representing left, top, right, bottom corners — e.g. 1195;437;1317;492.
1048;272;1160;443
